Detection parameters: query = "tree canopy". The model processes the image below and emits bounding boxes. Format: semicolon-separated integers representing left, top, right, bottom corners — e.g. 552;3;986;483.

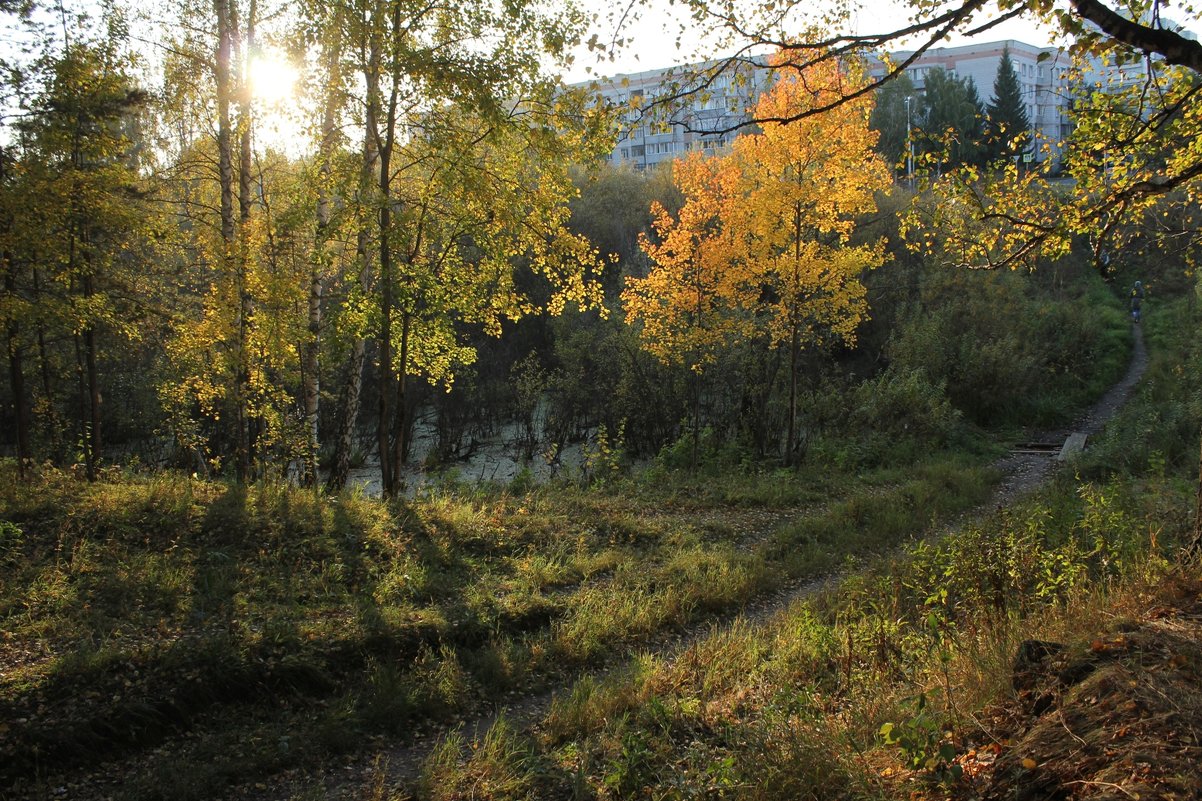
922;67;987;171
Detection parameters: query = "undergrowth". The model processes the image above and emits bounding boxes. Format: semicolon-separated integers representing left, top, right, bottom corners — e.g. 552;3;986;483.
0;284;1156;798
393;294;1202;801
0;449;992;797
408;476;1192;801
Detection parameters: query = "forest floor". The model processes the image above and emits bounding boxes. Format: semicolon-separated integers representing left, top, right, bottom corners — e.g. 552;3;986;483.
241;328;1169;800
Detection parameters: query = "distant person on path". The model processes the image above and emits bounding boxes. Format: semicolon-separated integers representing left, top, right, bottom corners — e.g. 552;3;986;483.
1130;280;1144;323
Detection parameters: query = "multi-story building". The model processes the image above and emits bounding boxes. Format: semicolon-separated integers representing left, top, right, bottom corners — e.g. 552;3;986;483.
579;34;1185;170
576;57;771;170
870;40;1075;165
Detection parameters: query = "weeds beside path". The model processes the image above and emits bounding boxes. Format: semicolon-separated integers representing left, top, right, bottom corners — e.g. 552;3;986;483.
985;323;1147;511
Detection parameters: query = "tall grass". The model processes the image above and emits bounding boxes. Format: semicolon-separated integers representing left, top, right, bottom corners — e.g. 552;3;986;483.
422;475;1190;801
0;445;1001;795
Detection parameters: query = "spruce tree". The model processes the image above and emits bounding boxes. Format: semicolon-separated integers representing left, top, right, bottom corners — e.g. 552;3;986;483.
868;72;917;176
985;47;1032;164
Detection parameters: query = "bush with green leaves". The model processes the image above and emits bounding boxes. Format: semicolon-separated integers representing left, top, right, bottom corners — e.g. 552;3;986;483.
843;367;964;464
0;519;22;560
886;260;1126;427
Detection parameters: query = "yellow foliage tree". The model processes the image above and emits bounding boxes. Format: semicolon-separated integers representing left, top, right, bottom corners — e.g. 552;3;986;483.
730;56;890;464
624;151;746;371
625;56;888;467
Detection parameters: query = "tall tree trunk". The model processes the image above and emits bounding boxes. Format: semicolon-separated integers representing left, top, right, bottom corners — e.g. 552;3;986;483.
302;12;343;489
5;324;29;474
73;332;95;480
5;257;30;476
83;273;102;471
301;275;323;487
214;0;246;479
326;40;379;494
327;340;366;492
326;161;376;491
395;313;410;466
5;335;29;473
32;268;59;460
237;0;258;477
690;366;700;472
375;14;402;497
784;203;803;468
1;149;30;475
784;320;799;467
67;99;100;479
376;113;397;496
215;0;235;247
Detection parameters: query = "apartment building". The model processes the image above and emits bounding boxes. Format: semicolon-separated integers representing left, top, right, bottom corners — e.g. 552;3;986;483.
577;33;1183;170
576;57;771;170
874;40;1074;164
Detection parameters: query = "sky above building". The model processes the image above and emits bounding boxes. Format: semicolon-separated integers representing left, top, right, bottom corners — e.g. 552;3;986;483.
565;0;1060;83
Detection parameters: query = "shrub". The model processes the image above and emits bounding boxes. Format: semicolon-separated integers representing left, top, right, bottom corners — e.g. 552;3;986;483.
0;519;23;560
851;368;962;442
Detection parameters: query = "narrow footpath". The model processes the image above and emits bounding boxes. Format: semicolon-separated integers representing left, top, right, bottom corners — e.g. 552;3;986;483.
989;322;1147;509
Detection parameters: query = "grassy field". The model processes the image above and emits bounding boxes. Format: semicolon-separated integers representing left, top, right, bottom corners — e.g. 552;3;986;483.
0;288;1173;800
1;451;995;798
392;297;1202;801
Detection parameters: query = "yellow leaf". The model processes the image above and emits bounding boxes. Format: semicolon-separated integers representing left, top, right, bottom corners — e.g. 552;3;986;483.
1022;758;1038;770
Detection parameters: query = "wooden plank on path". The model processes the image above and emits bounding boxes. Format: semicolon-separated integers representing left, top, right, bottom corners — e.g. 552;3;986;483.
1057;433;1088;462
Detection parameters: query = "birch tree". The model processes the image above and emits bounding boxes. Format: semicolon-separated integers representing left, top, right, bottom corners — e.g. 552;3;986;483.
324;0;607;496
623;151;747;469
1;15;148;479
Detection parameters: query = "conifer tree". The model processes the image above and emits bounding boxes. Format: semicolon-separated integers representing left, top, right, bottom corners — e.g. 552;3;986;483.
868;72;917;176
985;47;1032;165
921;68;986;170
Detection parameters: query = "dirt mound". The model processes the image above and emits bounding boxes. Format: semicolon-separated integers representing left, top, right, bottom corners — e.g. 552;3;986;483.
961;575;1202;801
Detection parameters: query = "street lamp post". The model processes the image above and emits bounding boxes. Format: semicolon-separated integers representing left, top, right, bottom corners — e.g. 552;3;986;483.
904;95;915;187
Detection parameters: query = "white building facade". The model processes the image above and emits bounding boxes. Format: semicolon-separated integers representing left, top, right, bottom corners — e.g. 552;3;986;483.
576;40;1124;170
576;58;771;170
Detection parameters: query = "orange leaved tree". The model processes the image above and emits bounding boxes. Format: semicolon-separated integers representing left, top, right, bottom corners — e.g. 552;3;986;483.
622;151;748;469
729;56;890;465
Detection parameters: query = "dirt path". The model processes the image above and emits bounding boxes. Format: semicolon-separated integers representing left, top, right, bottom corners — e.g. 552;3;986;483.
987;323;1146;510
251;327;1153;801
